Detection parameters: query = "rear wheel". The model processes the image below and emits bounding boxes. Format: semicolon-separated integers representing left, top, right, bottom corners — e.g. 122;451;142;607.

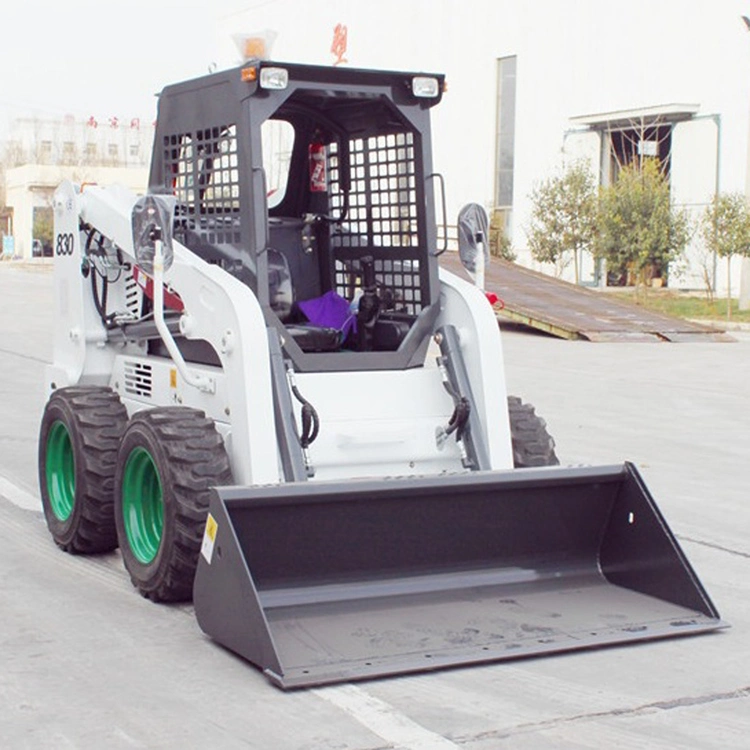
114;407;233;602
507;396;559;467
39;387;128;552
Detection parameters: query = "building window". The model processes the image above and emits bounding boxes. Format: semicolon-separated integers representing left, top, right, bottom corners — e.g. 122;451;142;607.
85;143;98;161
40;141;52;163
108;143;119;159
62;141;76;163
129;143;140;158
6;140;24;167
494;55;517;210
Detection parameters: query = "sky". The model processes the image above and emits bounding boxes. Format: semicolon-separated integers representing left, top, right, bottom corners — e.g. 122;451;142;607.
0;1;255;135
3;0;749;137
3;0;750;203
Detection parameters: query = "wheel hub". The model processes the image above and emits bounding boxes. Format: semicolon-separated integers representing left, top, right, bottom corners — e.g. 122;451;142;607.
46;420;75;521
121;447;164;564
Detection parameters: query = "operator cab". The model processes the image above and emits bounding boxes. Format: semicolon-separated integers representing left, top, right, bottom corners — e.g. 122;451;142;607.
149;61;445;372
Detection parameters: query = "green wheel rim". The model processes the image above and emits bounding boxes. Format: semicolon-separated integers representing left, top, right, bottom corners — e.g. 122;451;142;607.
122;447;164;564
46;420;75;521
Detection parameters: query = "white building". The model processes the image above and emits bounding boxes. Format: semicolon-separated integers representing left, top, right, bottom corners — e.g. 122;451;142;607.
4;116;154;259
214;0;750;294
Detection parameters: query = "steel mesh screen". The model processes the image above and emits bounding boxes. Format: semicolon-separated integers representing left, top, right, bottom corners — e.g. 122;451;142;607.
333;257;423;316
329;133;425;314
163;124;241;246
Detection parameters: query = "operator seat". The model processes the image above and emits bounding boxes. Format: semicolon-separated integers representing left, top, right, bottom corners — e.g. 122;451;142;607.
268;243;348;353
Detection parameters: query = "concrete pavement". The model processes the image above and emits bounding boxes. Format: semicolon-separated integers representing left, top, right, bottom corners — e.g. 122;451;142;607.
0;264;747;749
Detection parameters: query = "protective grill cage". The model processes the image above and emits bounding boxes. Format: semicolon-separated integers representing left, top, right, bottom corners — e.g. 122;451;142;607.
162;124;242;248
329;133;427;316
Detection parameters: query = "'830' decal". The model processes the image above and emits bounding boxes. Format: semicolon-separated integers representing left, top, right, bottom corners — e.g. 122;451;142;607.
55;233;75;256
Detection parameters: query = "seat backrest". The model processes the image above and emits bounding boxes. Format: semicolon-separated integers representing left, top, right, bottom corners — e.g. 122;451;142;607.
268;248;293;321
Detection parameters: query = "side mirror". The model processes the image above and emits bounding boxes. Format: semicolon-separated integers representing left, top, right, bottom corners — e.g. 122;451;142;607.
457;203;490;275
131;194;177;273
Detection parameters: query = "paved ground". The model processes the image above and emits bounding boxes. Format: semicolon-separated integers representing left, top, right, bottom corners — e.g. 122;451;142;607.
1;263;748;749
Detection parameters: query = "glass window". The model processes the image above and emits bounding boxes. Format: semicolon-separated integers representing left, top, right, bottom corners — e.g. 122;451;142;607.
494;56;517;209
262;119;295;209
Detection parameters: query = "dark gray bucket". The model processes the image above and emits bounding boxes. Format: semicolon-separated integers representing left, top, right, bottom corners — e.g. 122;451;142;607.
193;463;725;689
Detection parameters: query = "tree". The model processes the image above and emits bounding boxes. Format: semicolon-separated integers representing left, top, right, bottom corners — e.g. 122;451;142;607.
527;160;598;283
700;192;750;318
596;159;690;290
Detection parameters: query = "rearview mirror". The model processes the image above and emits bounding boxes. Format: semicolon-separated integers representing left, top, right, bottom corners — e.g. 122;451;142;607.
457;203;490;274
131;194;177;273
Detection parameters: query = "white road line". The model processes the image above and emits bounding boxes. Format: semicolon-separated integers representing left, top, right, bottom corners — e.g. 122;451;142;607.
314;683;461;750
0;475;41;512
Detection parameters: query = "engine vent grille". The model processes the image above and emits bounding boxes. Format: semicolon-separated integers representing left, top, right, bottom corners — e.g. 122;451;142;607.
124;272;141;318
124;361;153;398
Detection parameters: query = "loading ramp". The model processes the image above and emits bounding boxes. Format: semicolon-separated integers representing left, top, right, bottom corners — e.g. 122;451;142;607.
439;253;732;342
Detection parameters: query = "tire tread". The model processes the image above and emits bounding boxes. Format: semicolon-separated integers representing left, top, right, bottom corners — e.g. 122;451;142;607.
115;407;233;602
39;386;128;553
507;395;560;468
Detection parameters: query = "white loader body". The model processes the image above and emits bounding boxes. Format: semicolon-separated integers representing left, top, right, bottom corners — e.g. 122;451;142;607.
49;181;513;487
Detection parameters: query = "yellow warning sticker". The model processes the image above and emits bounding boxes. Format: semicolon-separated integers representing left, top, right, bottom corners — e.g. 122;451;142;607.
169;368;177;389
200;513;218;564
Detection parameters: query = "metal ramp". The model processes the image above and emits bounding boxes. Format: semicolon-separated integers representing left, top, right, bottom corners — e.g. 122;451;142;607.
440;253;732;342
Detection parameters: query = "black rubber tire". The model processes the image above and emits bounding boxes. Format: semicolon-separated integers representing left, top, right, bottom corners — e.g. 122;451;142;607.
113;407;233;603
507;395;560;468
38;386;128;553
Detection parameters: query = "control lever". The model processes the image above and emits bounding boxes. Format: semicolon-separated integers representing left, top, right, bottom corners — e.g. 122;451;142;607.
356;255;380;350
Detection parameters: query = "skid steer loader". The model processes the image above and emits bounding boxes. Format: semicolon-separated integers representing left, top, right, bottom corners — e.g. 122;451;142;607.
39;61;724;688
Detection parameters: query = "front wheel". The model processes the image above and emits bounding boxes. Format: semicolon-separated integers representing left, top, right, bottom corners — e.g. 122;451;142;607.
114;407;233;602
507;396;559;468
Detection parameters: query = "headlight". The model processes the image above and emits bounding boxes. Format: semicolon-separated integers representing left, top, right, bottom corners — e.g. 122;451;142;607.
260;67;289;90
412;76;440;98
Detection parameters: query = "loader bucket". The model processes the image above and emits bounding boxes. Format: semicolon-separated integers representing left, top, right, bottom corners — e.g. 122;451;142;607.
193;463;725;689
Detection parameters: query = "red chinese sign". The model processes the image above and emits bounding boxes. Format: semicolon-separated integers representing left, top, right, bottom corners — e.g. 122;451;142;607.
331;23;348;66
86;115;148;129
